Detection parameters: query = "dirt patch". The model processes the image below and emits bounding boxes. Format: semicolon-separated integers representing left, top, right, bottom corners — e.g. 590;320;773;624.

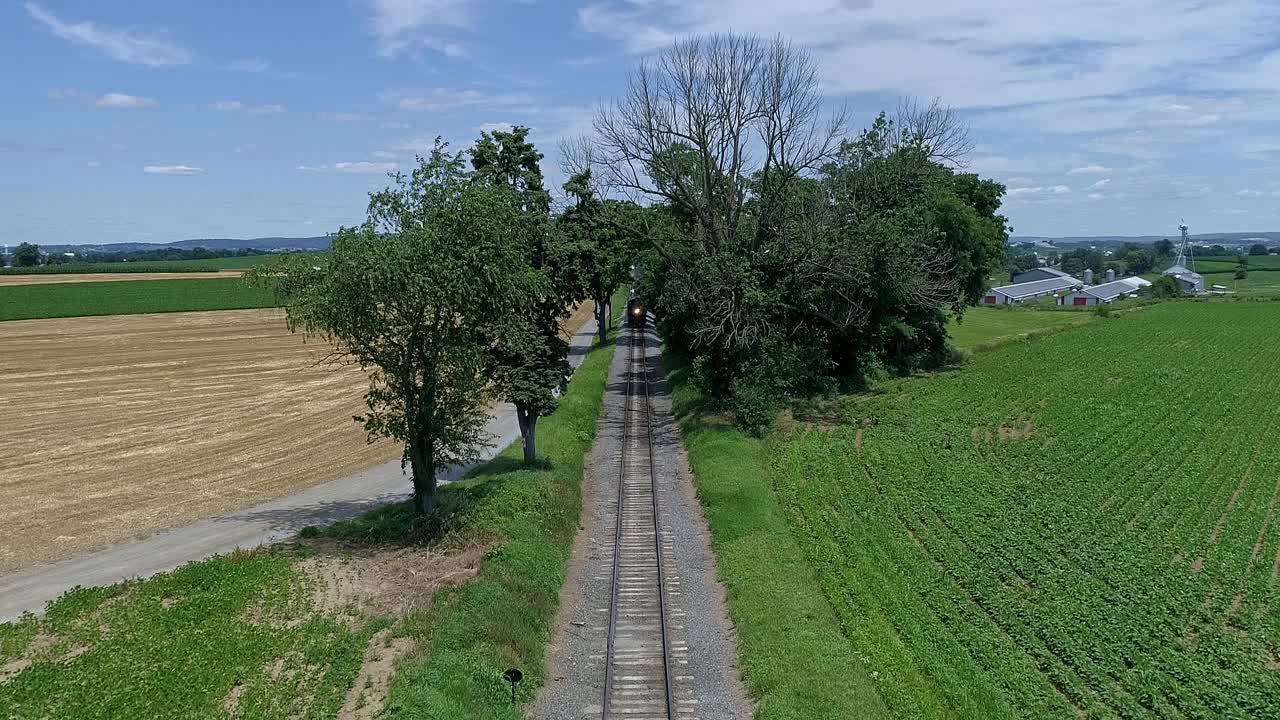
1191;556;1205;573
223;681;246;717
338;629;417;720
998;417;1037;442
0;631;88;683
295;540;489;622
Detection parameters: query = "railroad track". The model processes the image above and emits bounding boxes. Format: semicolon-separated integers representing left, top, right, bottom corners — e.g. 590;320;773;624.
601;325;681;720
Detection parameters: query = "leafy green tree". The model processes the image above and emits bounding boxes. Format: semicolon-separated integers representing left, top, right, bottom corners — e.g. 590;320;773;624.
559;170;631;344
1122;246;1154;274
1249;243;1268;256
471;125;573;463
1149;275;1183;298
251;141;534;516
14;242;40;267
1009;252;1040;276
1235;267;1248;280
1154;238;1174;258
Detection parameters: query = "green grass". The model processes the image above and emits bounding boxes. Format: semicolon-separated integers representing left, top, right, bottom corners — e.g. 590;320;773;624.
0;549;378;719
770;302;1280;718
0;290;626;718
947;307;1094;350
665;354;891;719
0;253;319;275
0;277;276;321
1193;255;1280;273
1201;271;1280;298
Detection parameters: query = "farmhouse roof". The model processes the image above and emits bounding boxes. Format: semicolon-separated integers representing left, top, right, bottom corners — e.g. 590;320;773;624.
1080;277;1152;300
1162;264;1203;280
990;275;1082;299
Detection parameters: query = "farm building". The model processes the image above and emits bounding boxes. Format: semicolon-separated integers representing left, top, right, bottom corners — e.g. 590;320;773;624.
1011;267;1077;284
1058;277;1152;306
1161;264;1205;294
983;275;1083;305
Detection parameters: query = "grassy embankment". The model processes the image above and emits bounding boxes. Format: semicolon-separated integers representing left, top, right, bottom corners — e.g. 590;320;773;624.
0;292;624;718
678;302;1280;719
0;253;320;275
0;278;276;321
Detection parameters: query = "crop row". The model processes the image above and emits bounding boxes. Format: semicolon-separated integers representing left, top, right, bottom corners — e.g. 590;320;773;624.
773;303;1280;718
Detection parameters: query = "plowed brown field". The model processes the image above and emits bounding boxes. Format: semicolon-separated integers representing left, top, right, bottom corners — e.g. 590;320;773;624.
0;309;397;573
0;302;596;574
0;270;244;286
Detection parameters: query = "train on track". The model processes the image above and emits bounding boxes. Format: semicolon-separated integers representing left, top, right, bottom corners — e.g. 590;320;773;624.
626;293;647;328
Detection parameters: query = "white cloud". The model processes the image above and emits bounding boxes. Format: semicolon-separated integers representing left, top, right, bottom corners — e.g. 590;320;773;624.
1087;193;1107;200
1067;165;1109;175
143;165;203;175
478;122;515;133
24;2;192;66
1236;189;1264;197
395;88;488;111
49;89;157;108
370;150;398;159
382;120;410;129
211;101;287;115
1086;178;1111;191
368;0;471;57
97;93;156;108
576;1;1277;110
299;161;400;174
86;161;101;168
1008;185;1071;196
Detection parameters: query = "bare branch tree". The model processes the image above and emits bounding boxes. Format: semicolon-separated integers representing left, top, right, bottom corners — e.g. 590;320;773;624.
595;33;847;251
894;97;974;168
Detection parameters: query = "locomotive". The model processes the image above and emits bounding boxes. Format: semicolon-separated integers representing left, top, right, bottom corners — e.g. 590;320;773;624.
626;293;647;328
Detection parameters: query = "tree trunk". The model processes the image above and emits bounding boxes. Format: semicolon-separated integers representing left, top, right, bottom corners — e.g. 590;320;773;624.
595;295;608;344
515;403;538;463
408;441;436;517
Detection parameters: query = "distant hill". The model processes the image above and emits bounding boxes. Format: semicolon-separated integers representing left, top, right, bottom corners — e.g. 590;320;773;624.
1013;232;1280;248
37;236;332;253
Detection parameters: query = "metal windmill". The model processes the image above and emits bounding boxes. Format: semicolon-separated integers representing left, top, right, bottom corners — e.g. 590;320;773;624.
1175;219;1195;272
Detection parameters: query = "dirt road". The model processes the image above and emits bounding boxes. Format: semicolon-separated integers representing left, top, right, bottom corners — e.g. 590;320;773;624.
0;270;244;286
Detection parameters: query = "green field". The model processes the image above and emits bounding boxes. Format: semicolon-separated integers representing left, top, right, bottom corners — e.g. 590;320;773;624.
0;253;318;275
1188;255;1280;274
1202;272;1280;298
767;302;1280;718
947;307;1093;350
0;278;276;321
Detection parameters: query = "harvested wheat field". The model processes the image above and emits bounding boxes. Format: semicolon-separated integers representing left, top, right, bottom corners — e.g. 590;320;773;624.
0;270;244;286
0;309;398;574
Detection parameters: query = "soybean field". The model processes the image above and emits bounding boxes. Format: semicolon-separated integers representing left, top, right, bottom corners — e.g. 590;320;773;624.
774;302;1280;718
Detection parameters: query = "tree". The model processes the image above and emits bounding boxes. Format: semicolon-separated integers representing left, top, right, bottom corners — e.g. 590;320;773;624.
1249;243;1269;256
471;125;573;463
595;32;1007;430
1149;275;1183;298
1154;238;1174;258
14;242;40;267
1009;252;1040;276
1122;246;1154;274
251;141;534;517
559;170;632;344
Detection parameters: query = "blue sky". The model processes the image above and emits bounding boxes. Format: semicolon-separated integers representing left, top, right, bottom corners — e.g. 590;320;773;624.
4;0;1280;245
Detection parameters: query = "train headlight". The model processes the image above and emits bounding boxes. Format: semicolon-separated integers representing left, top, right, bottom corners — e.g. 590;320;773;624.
632;307;642;316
